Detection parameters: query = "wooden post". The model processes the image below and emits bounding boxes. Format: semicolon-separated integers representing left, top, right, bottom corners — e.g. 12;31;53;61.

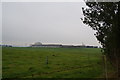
88;53;90;64
103;55;108;80
28;67;34;78
46;56;48;65
88;53;91;66
114;49;119;79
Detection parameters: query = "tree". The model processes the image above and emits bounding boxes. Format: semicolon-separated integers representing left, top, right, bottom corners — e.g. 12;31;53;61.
81;1;120;77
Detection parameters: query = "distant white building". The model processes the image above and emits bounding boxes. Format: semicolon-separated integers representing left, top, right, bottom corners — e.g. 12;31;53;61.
33;42;42;46
30;42;62;48
30;42;98;48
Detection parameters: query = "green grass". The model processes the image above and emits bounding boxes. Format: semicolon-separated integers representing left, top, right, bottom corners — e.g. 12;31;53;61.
2;47;104;78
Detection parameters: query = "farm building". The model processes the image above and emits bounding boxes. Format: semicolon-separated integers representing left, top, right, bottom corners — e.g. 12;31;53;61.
30;42;62;48
30;42;98;48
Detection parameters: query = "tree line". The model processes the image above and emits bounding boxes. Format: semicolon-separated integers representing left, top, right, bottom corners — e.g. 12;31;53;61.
82;1;120;78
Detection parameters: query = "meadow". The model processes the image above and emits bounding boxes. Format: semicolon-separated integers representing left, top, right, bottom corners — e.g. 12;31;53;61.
2;47;106;78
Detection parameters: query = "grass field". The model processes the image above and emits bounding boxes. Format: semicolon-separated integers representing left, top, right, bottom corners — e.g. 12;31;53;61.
2;47;105;78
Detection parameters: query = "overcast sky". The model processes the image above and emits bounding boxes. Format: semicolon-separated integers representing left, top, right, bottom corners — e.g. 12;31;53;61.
2;2;101;46
0;2;1;45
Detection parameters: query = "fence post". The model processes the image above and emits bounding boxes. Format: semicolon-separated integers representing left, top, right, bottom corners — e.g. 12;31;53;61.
103;55;108;80
46;56;48;65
